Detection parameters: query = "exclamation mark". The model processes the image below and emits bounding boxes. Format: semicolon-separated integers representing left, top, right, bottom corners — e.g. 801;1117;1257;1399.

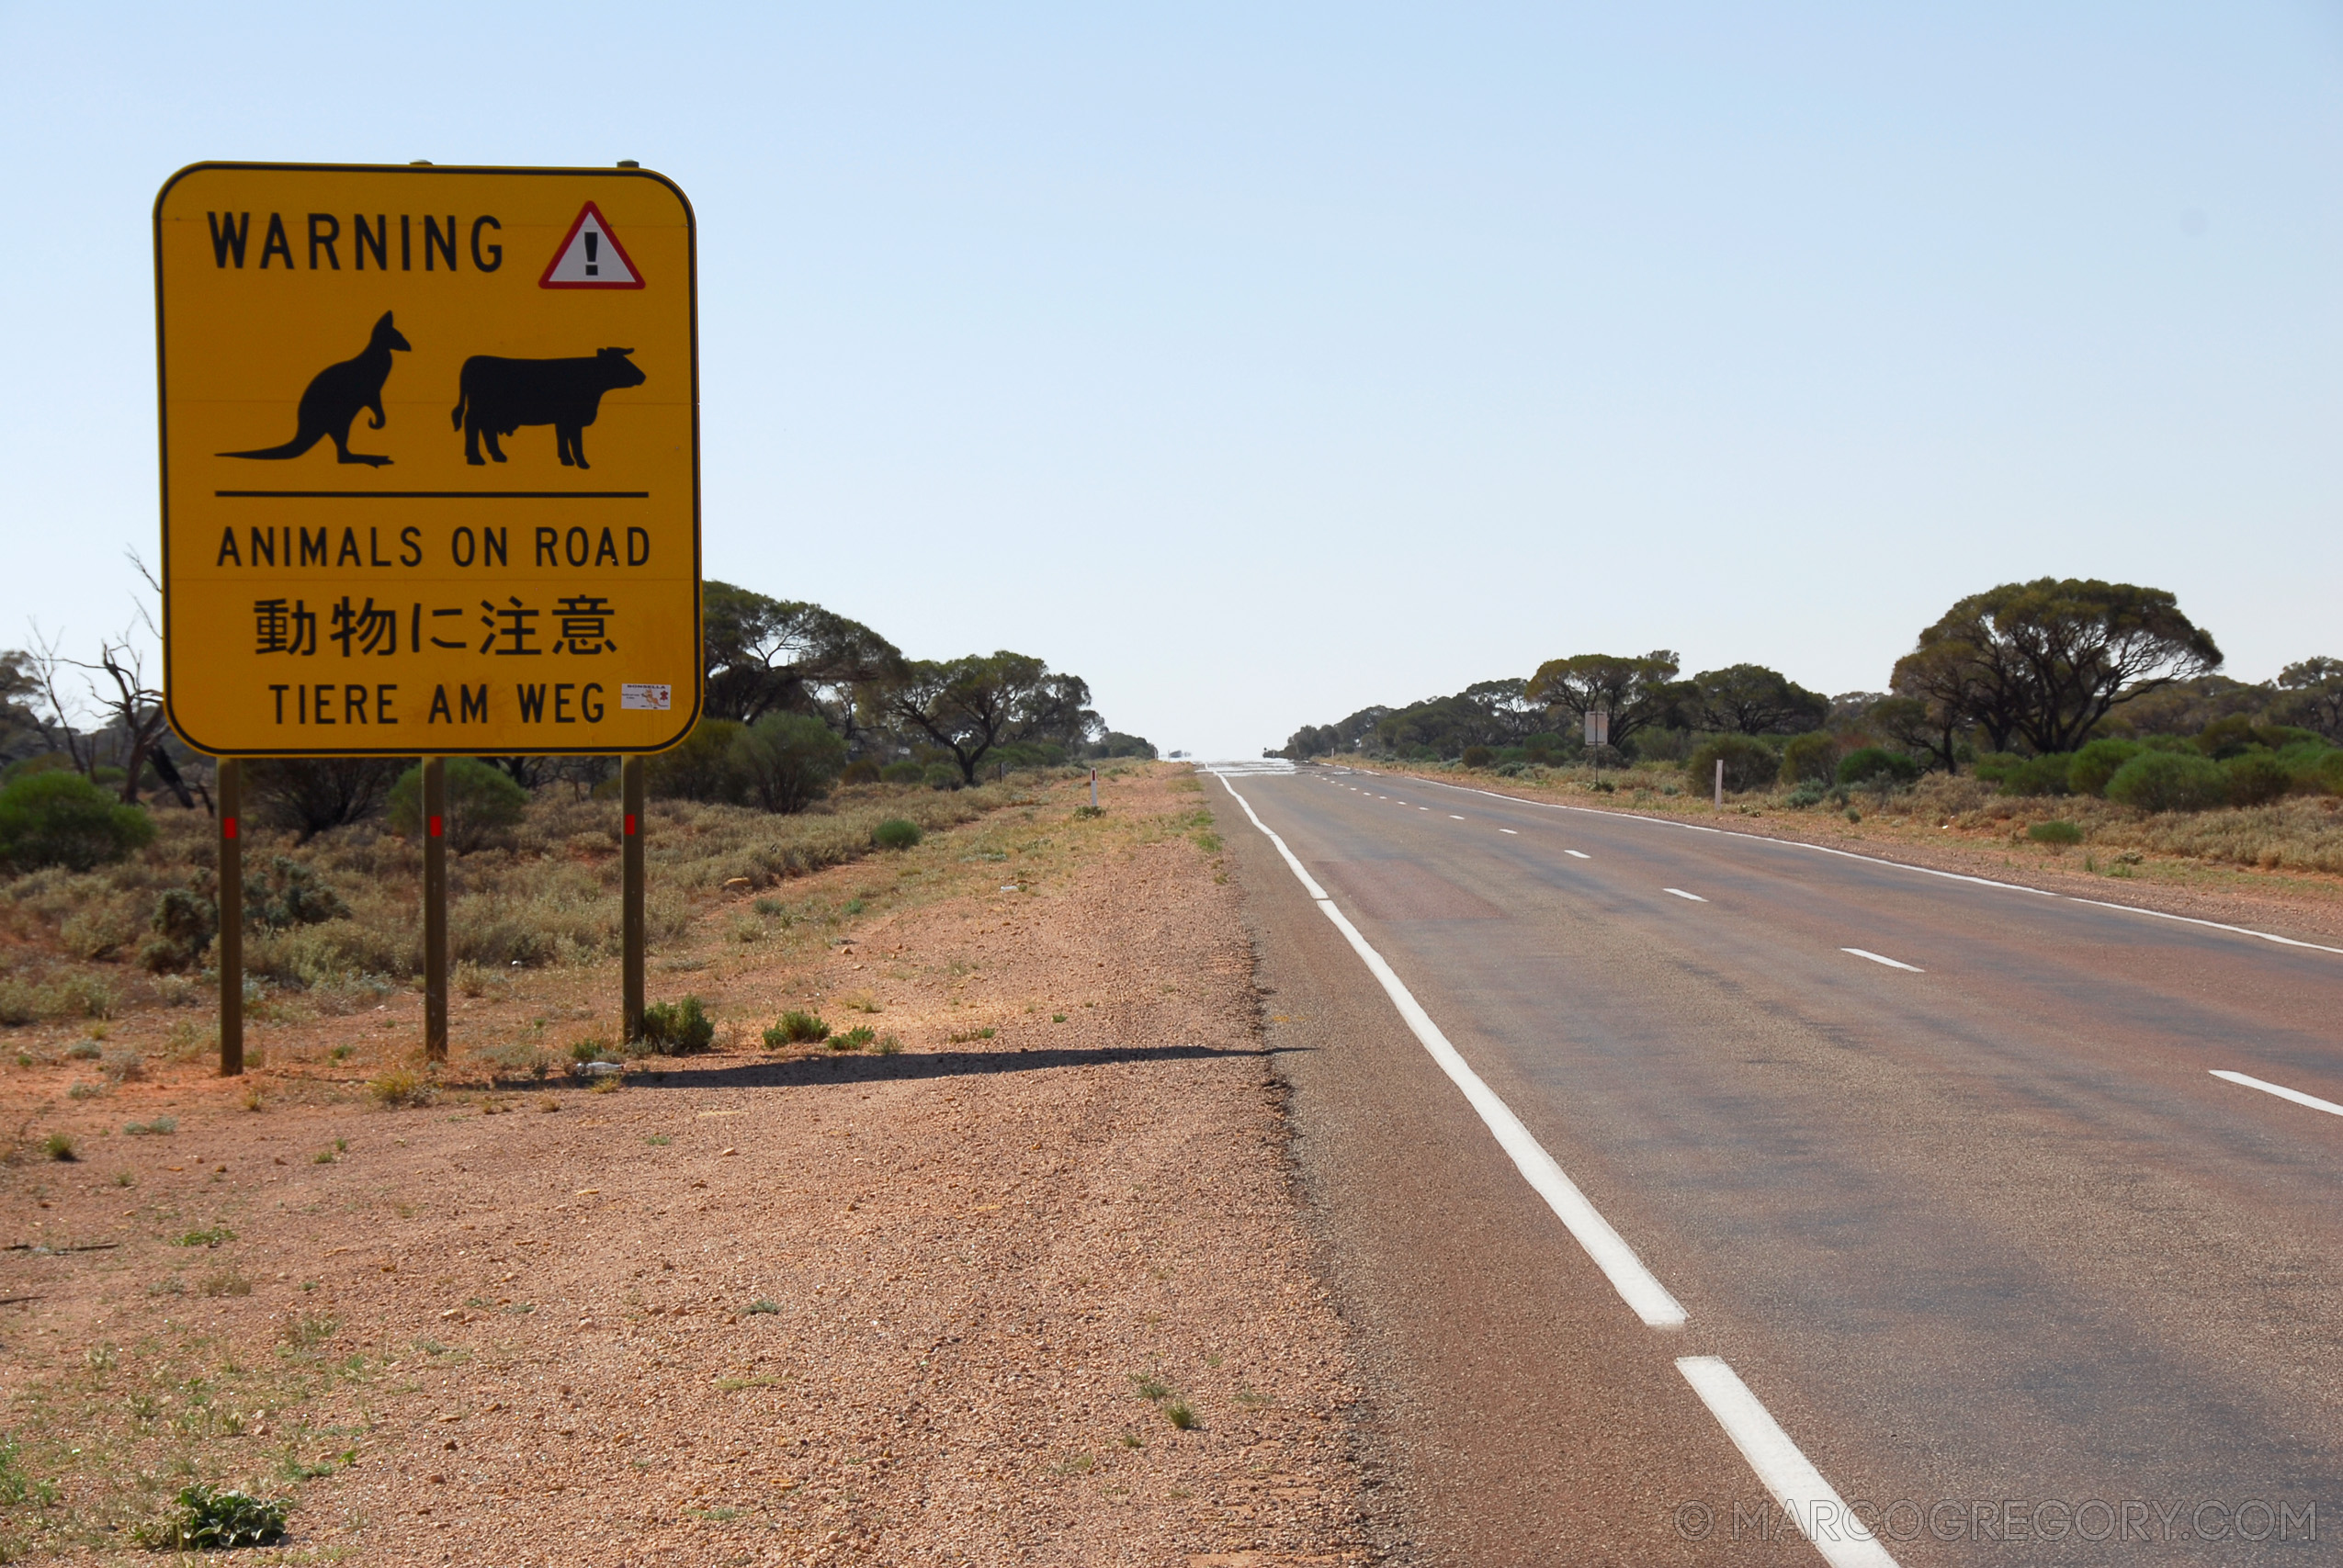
584;230;599;277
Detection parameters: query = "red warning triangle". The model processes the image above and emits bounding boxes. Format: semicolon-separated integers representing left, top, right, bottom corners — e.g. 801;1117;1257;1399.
538;201;644;289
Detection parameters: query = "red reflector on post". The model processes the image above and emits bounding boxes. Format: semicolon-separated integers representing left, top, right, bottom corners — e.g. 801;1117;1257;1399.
221;818;238;840
624;813;638;836
428;815;444;838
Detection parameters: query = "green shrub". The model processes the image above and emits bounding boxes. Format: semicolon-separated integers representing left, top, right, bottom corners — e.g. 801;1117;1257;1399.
0;770;154;872
1781;781;1830;809
2027;820;2084;845
62;975;115;1020
729;712;849;814
2066;738;2143;798
2308;750;2343;796
251;855;349;929
922;761;964;791
832;1024;877;1051
871;818;922;851
2274;739;2335;786
387;758;530;852
1836;748;1920;788
767;1010;830;1045
2105;750;2228;813
135;1485;288;1550
640;995;715;1053
1990;752;2076;797
1777;731;1838;787
61;903;141;961
1459;745;1495;770
141;887;219;973
43;1132;75;1161
1685;735;1778;795
646;718;750;803
2191;714;2271;760
2224;752;2294;808
878;760;925;785
0;752;74;784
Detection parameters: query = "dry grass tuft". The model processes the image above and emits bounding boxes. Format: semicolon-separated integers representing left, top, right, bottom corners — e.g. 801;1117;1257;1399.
0;777;1036;1040
367;1066;436;1109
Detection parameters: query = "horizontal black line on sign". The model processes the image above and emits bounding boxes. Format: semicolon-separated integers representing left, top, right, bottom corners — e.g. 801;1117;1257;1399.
212;491;651;501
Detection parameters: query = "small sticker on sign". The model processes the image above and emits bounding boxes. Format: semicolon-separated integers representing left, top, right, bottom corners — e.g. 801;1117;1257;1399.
620;683;672;712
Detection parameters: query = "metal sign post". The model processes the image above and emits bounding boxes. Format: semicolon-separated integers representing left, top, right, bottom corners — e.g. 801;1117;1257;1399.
423;756;448;1060
622;754;645;1043
154;163;702;1067
216;760;243;1076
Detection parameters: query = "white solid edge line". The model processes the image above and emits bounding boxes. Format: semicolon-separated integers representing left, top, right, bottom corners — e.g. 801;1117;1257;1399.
1433;776;2046;890
1665;888;1707;902
1841;948;1924;974
1215;776;1331;902
1217;773;1688;1329
1369;770;2343;955
2210;1069;2343;1118
1677;1358;1900;1568
2064;897;2343;957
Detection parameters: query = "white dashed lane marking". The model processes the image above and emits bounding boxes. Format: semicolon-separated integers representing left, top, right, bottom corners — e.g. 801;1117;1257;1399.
1677;1358;1902;1568
1841;948;1923;974
1566;850;1590;860
2212;1070;2343;1118
1665;888;1707;903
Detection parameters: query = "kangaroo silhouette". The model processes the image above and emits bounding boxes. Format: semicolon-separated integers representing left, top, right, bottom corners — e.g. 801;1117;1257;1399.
219;311;411;468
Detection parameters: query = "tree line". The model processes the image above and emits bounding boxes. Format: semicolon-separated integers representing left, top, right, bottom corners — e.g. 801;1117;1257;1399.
1278;578;2343;807
0;579;1151;860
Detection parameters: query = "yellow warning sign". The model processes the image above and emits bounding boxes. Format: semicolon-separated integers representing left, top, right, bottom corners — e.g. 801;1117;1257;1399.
153;163;701;756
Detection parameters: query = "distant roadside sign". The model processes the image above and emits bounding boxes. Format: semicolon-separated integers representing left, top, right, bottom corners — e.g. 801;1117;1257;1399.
153;163;701;756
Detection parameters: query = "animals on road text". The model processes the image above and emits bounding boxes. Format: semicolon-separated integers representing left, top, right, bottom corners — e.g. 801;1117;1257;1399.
219;310;411;468
451;348;647;468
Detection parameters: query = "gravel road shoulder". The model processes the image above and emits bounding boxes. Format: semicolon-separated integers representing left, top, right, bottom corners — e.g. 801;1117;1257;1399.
1;768;1392;1566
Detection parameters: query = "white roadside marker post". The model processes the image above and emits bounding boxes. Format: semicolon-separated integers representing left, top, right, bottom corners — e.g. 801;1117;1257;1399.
1715;758;1725;810
1091;768;1099;809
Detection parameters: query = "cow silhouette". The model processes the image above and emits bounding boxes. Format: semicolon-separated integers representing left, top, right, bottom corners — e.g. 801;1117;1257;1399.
220;310;410;467
450;347;647;468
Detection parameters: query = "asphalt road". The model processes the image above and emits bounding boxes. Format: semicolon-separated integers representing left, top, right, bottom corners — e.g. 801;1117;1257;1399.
1214;762;2343;1567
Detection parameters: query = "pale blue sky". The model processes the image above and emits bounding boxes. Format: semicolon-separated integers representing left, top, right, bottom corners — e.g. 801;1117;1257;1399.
5;3;2340;758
